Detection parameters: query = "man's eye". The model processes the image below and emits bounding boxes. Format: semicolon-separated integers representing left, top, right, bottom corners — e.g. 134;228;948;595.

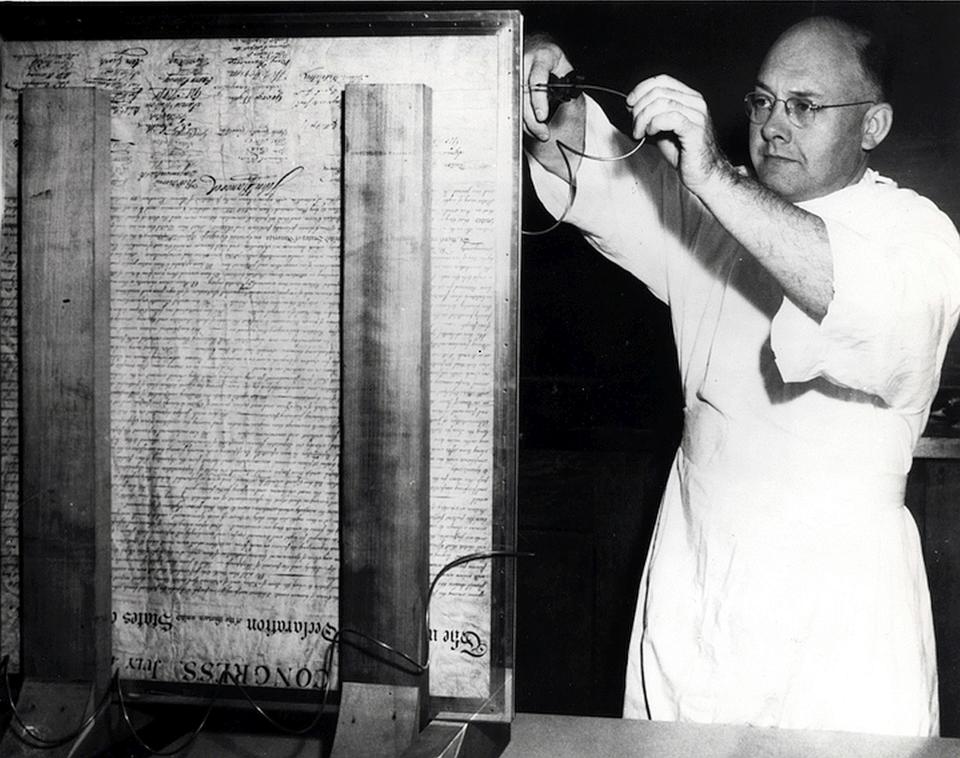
790;99;815;114
753;94;773;108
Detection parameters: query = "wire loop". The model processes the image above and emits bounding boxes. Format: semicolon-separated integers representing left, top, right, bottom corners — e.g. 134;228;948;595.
116;670;225;756
0;550;533;756
524;82;645;237
0;549;533;754
0;655;114;751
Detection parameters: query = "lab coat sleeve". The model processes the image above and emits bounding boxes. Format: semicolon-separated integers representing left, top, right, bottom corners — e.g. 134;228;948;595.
526;97;683;304
770;190;960;411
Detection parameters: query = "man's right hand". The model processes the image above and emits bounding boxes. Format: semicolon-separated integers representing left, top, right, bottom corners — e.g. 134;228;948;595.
523;34;575;143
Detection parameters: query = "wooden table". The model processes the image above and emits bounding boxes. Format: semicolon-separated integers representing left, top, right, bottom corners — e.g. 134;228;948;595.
500;713;960;758
135;711;960;757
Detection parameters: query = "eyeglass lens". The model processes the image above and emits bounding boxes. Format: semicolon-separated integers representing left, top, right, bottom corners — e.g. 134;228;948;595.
744;94;813;127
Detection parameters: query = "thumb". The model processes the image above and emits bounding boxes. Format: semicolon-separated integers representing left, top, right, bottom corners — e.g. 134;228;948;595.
655;135;681;169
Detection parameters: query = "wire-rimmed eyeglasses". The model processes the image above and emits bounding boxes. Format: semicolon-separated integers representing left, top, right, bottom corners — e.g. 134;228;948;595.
743;91;876;128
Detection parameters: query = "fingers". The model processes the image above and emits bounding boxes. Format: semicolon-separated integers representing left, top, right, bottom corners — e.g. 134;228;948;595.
524;51;554;141
631;97;708;145
522;38;572;142
626;75;708;141
625;74;701;108
625;75;724;189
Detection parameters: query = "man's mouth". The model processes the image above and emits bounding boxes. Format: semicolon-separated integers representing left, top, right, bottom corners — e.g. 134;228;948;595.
762;152;798;163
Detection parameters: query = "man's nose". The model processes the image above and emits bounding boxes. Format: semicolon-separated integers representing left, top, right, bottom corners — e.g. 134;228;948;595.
760;99;792;141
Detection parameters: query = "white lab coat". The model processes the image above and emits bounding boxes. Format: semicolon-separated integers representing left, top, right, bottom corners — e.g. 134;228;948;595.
528;97;960;736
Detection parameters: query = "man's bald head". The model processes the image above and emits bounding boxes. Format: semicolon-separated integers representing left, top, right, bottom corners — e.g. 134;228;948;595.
773;16;890;102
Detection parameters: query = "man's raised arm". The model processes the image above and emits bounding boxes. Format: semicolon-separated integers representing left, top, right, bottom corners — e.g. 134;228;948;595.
627;74;837;322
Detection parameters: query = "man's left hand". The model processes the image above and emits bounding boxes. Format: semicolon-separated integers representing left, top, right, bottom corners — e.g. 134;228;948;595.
626;75;728;194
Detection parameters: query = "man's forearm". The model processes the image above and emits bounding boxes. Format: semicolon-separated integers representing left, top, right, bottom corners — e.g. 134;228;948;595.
695;165;834;322
624;74;836;321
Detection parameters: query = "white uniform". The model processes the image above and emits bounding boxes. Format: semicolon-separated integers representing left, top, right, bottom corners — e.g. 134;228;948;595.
528;97;960;736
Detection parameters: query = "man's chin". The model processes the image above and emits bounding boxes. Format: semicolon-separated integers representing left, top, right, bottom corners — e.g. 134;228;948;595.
756;164;807;202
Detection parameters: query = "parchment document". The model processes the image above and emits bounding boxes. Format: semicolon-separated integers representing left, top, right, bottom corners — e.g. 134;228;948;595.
0;34;513;701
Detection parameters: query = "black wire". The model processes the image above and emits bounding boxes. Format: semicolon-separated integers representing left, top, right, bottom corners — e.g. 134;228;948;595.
523;82;645;237
116;670;226;756
331;626;426;675
538;81;632;101
424;550;533;653
0;654;114;751
217;547;533;732
219;670;331;737
428;550;531;607
1;549;533;754
163;549;533;744
523;139;578;237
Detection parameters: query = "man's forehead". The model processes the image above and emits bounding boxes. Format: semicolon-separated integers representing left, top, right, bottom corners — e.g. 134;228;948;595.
759;23;865;96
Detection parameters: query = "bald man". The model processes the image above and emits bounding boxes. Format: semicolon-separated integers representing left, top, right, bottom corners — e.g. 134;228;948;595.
524;17;960;736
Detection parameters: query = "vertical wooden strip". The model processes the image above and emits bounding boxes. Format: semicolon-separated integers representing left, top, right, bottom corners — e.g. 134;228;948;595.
341;83;431;701
91;87;112;686
19;87;111;686
490;15;522;718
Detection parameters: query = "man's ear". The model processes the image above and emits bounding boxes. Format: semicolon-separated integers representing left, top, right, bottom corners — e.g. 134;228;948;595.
861;102;893;151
